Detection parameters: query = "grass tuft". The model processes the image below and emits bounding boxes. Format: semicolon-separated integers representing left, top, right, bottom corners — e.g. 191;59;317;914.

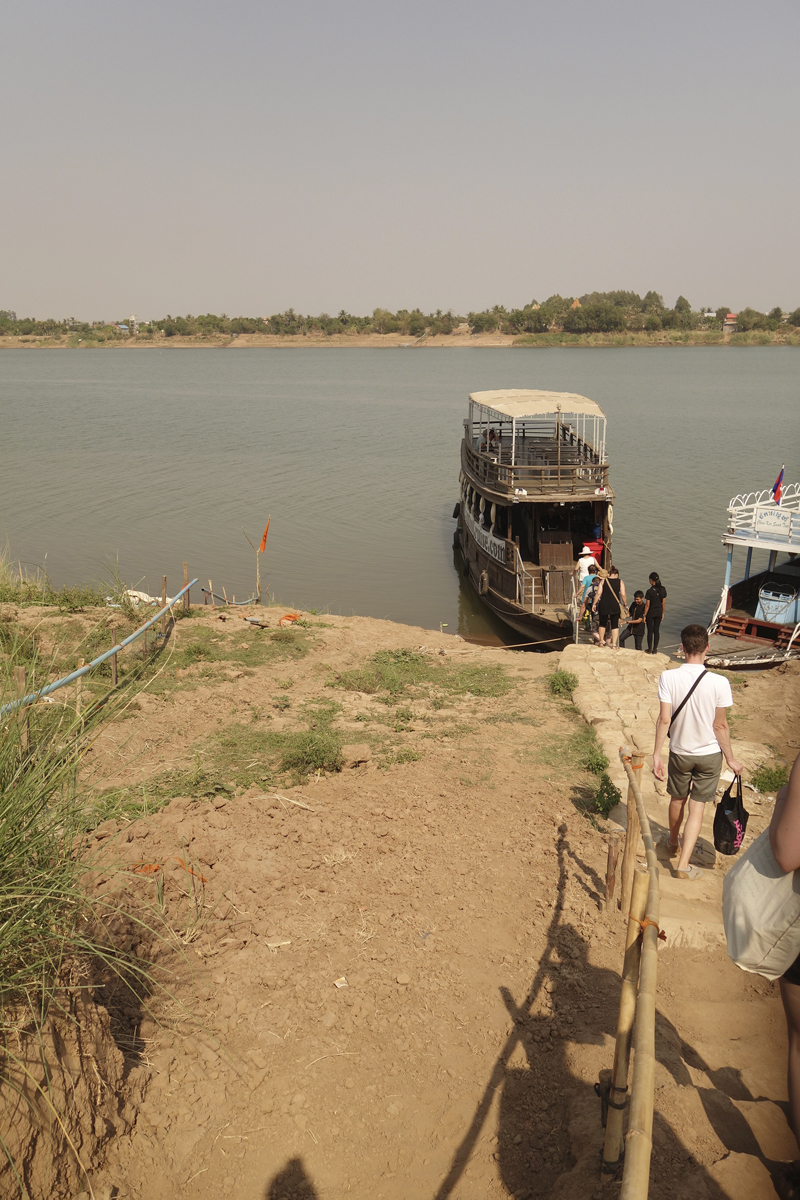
328;648;512;703
751;761;790;794
546;668;578;699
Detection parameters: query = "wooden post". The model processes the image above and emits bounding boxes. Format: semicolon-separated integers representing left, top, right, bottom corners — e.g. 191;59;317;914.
600;869;649;1178
616;750;662;1198
161;576;167;638
142;630;147;663
183;562;190;612
619;752;645;914
605;835;620;905
76;659;85;717
110;627;118;687
13;666;29;752
209;580;215;609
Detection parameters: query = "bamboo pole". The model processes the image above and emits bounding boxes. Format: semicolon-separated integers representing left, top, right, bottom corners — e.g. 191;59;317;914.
605;834;620;905
619;749;661;1200
183;562;190;612
620;751;645;914
161;576;167;638
600;869;648;1178
209;580;215;609
110;627;117;687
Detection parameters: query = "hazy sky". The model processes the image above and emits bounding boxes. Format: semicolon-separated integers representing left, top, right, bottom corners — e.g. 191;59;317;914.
2;1;798;320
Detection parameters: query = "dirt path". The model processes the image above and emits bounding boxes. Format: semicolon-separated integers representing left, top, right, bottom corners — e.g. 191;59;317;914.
10;608;795;1199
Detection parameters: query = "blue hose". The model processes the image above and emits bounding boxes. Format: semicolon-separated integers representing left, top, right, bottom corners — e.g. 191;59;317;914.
1;578;198;716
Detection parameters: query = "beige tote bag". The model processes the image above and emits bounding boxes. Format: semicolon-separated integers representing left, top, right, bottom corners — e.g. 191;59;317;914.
723;827;800;980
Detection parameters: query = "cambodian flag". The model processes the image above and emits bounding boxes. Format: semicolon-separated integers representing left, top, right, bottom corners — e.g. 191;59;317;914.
771;464;785;506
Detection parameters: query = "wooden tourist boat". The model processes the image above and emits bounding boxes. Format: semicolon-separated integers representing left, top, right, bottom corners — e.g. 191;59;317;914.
453;390;614;647
706;480;800;668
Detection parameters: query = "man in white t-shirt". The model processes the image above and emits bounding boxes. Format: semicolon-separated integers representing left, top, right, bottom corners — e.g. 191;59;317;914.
652;623;743;880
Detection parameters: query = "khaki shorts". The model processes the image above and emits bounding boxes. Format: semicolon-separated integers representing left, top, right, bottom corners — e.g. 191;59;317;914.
667;751;723;803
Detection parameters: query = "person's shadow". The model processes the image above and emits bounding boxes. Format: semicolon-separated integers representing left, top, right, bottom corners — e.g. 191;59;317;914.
262;827;793;1199
432;824;788;1198
264;1156;319;1199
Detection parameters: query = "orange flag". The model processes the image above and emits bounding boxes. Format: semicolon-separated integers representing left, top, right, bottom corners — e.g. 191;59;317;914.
259;518;270;554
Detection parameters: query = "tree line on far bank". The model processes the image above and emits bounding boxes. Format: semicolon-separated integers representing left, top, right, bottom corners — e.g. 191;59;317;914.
2;292;800;340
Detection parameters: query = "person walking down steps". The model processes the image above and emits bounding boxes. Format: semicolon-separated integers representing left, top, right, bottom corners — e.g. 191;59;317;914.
644;572;667;654
652;623;743;880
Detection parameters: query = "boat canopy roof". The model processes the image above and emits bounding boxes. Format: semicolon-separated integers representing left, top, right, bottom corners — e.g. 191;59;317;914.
468;389;606;420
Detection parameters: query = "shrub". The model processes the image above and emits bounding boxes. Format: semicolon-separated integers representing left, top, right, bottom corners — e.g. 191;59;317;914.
583;743;610;775
751;762;790;794
594;773;622;817
547;669;578;699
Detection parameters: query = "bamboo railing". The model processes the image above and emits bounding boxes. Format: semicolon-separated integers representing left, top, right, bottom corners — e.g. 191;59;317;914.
599;747;661;1197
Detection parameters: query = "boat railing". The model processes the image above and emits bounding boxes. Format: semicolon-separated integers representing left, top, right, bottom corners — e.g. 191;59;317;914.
726;483;800;545
515;547;537;613
463;442;609;497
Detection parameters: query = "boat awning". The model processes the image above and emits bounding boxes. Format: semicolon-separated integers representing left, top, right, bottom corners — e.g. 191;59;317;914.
468;390;606;419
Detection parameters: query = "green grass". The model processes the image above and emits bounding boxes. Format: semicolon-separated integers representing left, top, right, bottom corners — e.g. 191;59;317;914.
751;761;790;793
546;668;579;700
0;550;107;610
0;613;167;1189
328;648;513;704
529;719;608;779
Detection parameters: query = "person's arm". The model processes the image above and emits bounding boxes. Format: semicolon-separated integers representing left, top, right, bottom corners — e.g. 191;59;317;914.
770;753;800;871
652;700;671;780
712;707;744;775
643;597;651;620
661;592;666;619
620;581;628;607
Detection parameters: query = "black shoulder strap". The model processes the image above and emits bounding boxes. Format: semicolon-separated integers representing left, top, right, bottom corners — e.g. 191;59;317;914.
668;670;709;735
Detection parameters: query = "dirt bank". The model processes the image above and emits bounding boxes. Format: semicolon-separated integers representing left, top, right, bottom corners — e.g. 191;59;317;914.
2;604;796;1199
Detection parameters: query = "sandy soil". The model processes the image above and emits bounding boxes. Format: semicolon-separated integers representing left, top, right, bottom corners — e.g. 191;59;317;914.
3;606;796;1199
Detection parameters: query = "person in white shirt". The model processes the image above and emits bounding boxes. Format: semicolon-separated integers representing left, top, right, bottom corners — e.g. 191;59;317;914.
574;545;598;590
652;623;743;880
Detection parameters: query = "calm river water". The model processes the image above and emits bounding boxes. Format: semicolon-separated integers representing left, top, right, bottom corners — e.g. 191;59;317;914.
1;348;798;648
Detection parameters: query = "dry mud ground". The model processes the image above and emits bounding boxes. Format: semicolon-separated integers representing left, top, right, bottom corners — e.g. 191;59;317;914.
4;605;799;1200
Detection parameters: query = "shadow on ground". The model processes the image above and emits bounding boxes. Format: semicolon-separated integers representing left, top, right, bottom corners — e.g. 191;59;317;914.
262;827;789;1199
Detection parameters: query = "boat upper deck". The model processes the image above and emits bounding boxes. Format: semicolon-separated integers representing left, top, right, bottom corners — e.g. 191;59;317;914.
723;482;800;553
463;389;611;500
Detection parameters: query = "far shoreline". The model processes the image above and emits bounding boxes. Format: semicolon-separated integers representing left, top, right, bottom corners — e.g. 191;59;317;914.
2;329;798;350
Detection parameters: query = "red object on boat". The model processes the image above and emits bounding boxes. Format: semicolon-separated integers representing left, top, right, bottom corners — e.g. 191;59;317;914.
584;539;604;560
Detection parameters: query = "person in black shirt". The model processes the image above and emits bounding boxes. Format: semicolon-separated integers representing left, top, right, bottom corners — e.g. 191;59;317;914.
644;573;667;654
620;590;646;650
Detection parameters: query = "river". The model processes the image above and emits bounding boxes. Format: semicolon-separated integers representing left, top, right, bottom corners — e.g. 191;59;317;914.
1;347;798;648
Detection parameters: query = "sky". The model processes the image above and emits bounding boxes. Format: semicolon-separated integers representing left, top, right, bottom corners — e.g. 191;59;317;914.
1;0;799;321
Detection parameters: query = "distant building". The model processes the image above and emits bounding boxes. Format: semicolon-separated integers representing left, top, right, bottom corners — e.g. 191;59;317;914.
129;314;139;333
702;310;715;319
116;324;129;332
723;313;738;332
570;298;581;309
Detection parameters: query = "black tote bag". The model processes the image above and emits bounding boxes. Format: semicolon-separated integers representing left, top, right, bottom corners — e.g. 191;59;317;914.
714;775;749;856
